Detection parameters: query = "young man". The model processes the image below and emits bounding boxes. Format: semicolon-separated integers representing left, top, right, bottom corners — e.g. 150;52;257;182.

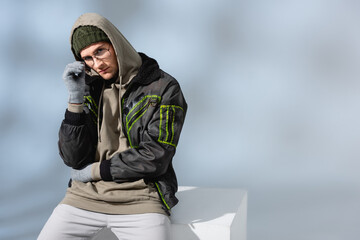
38;13;187;240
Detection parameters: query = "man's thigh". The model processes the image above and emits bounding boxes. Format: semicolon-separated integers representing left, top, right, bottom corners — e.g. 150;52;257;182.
109;213;171;240
37;204;106;240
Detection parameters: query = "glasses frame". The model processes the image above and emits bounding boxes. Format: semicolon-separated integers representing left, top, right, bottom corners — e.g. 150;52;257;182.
81;44;111;67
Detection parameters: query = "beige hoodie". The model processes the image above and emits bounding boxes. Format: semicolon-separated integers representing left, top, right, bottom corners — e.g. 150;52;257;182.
60;13;165;215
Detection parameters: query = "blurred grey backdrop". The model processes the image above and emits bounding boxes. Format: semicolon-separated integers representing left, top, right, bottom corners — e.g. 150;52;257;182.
1;0;360;239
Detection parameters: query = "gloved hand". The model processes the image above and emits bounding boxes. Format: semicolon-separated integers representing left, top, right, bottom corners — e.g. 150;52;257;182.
71;164;93;182
62;61;85;104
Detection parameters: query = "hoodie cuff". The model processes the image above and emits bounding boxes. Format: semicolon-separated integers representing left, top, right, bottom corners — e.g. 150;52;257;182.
68;103;84;113
91;162;101;181
100;160;112;181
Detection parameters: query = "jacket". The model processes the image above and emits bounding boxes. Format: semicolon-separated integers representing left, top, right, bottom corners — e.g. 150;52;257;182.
58;52;187;211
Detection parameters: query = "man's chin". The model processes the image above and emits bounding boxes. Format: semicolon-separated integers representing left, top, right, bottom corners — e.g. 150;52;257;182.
100;73;114;80
98;70;118;81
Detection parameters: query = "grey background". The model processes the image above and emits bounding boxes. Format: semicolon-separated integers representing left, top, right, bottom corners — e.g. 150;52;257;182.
1;0;359;239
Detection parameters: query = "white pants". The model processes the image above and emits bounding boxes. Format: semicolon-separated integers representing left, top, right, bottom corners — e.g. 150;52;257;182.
37;204;170;240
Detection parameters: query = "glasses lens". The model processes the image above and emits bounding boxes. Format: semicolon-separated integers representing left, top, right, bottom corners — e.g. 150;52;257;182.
84;59;93;66
96;49;110;59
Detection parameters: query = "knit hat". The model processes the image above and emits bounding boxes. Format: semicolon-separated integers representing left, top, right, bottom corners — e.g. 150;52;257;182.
72;26;110;57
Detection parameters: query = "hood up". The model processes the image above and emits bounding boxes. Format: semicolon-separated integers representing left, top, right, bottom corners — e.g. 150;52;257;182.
70;12;142;85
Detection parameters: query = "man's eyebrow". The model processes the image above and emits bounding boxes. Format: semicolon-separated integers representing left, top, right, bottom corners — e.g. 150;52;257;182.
93;44;107;52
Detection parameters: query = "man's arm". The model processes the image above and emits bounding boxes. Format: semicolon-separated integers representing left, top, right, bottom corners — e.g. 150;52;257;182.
58;62;96;170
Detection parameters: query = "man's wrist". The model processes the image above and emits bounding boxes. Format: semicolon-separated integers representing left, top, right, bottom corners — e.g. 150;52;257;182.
68;103;84;113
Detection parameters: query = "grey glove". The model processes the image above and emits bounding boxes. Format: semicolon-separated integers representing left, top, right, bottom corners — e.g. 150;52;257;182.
71;164;93;182
62;61;86;104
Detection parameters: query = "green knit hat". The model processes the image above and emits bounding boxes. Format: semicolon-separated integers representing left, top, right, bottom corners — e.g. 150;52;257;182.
72;26;110;58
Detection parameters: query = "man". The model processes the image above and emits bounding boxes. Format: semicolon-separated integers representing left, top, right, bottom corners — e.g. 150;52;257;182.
38;13;187;240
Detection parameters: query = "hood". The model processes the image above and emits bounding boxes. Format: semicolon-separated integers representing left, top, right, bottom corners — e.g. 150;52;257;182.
70;13;142;85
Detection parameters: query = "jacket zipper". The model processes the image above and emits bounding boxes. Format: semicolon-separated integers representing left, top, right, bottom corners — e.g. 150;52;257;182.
154;182;171;211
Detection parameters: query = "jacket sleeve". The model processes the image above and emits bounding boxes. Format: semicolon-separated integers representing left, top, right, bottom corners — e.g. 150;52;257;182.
58;109;97;169
100;81;187;182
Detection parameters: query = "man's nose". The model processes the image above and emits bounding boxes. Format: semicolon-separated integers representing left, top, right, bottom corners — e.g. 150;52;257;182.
93;58;105;67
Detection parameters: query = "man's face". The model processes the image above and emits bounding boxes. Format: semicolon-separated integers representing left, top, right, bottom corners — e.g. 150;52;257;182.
80;41;118;80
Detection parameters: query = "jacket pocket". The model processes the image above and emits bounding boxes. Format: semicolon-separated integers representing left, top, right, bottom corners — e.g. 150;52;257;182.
158;105;185;147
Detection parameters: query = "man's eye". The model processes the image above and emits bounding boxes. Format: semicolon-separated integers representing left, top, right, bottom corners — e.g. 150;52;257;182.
83;56;92;61
95;48;106;56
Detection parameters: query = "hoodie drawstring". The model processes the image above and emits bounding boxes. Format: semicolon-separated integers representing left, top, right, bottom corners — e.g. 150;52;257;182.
97;81;105;142
118;76;123;128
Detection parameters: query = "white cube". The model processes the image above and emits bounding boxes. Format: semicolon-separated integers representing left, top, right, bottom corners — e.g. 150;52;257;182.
171;186;247;240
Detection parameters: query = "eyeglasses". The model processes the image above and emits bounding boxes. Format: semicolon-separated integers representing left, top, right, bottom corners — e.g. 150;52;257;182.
81;46;111;67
